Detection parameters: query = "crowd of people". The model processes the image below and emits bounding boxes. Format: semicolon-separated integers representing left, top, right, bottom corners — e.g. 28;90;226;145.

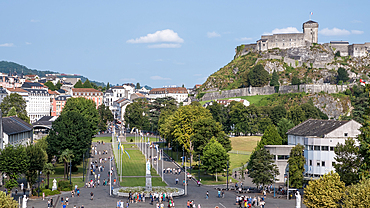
236;195;266;208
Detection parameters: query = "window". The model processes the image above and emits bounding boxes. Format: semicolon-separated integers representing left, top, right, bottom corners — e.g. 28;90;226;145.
309;160;312;166
278;155;289;160
322;161;325;167
314;146;320;150
309;145;314;150
317;161;320;166
330;146;334;151
344;133;348;137
321;146;329;151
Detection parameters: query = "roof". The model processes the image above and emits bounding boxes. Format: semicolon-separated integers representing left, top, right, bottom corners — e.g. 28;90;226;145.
149;87;188;94
55;95;71;101
135;92;144;97
286;119;350;137
330;41;349;45
22;82;43;88
72;88;103;93
7;88;28;93
48;90;60;95
3;116;33;135
32;116;57;127
57;89;66;93
303;20;318;24
24;89;49;94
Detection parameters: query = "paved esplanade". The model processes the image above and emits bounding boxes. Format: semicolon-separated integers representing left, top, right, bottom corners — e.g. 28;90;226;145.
29;135;298;208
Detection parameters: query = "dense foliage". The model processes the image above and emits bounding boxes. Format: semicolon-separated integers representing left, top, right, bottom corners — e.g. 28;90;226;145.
248;148;279;188
97;104;114;132
201;138;229;182
288;144;305;188
0;93;30;123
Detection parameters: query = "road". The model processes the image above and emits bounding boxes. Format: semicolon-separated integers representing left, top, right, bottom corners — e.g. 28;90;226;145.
28;135;299;208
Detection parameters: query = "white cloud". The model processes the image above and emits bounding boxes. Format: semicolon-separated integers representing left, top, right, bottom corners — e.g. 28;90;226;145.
320;28;351;36
150;75;171;80
263;27;299;35
236;37;253;41
0;43;14;47
127;29;184;44
25;42;32;45
30;19;39;23
148;43;181;48
207;31;221;38
351;30;364;35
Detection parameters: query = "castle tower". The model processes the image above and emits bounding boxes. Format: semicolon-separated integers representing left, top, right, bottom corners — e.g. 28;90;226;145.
303;20;319;44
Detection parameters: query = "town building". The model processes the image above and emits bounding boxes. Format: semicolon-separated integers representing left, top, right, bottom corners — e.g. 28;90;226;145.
0;88;8;105
51;95;71;116
0;116;33;150
32;116;58;136
21;82;50;123
264;145;294;183
72;88;103;108
149;87;188;103
287;119;361;178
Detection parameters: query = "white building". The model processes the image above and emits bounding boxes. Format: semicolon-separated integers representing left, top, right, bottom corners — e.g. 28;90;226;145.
0;88;8;104
287;119;361;178
149;87;188;103
0;116;33;150
104;85;136;111
24;89;50;123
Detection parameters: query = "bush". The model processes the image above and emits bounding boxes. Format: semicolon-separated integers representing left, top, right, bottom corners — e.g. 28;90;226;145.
130;139;133;142
57;180;73;191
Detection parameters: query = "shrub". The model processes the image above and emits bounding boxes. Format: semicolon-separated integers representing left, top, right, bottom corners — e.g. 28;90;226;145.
130;139;133;142
57;180;73;191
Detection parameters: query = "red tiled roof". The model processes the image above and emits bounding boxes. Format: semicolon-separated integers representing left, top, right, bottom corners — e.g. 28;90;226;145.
72;88;103;93
149;87;187;94
48;90;59;95
7;88;28;93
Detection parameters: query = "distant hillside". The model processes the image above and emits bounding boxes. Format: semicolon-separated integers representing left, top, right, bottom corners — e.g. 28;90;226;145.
200;44;370;91
0;61;105;87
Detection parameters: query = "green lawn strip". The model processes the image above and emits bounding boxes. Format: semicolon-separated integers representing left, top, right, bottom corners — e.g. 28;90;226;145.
119;177;167;187
118;149;159;176
122;143;137;149
41;177;85;190
193;174;238;185
126;136;161;143
229;152;250;172
93;136;112;143
199;94;273;106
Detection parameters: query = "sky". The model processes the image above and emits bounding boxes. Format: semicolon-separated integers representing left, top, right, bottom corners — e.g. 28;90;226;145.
0;0;369;88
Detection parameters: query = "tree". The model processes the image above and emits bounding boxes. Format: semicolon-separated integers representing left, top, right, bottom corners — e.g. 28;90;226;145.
136;82;141;89
343;177;370;207
0;191;18;208
207;102;231;133
288;144;305;188
291;76;301;85
0;145;28;180
82;79;93;88
98;104;114;132
247;64;270;87
248;148;279;188
333;137;361;185
58;149;74;180
270;105;286;126
62;97;99;137
258;117;274;135
304;172;345;208
44;81;56;91
358;85;370;178
256;125;282;149
191;116;231;155
0;93;30;123
47;111;92;168
201;138;229;182
229;101;248;135
43;163;55;189
277;118;295;144
337;67;349;83
124;99;150;131
74;80;83;88
55;81;62;90
25;144;47;195
288;106;306;126
7;107;17;117
270;70;279;86
106;82;110;90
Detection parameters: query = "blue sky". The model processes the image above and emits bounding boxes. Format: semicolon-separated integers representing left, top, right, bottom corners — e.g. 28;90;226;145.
0;0;368;88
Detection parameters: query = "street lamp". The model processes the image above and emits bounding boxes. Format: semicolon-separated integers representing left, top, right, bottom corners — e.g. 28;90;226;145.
198;155;200;184
70;160;72;185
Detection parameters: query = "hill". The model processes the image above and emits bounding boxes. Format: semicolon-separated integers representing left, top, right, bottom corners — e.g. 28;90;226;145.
0;61;105;87
200;44;370;91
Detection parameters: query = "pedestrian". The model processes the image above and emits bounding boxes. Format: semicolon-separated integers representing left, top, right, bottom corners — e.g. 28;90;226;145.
218;189;221;198
90;192;94;200
61;197;64;205
66;197;69;205
222;190;224;198
47;199;51;208
206;191;209;199
175;178;178;185
15;188;18;196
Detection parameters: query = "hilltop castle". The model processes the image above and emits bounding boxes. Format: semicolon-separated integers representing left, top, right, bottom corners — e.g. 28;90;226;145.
243;20;369;57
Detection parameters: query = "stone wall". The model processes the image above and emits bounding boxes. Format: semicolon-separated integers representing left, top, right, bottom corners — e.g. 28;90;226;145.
201;84;350;101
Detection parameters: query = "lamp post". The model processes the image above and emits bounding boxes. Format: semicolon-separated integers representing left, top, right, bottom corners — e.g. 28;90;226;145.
70;160;72;185
227;160;229;190
198;155;200;183
83;152;85;182
37;170;40;197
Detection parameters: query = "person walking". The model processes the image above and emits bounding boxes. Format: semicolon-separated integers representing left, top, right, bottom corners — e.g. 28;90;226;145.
206;191;209;199
90;192;94;200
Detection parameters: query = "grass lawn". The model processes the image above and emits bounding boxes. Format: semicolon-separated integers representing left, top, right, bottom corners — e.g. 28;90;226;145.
122;143;137;149
199;94;273;106
93;136;112;143
119;177;167;187
126;136;161;143
118;149;159;176
53;162;86;178
229;136;260;152
42;177;86;189
229;153;250;172
194;174;238;185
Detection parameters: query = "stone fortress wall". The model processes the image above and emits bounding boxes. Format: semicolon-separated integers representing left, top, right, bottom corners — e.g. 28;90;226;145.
201;84;350;101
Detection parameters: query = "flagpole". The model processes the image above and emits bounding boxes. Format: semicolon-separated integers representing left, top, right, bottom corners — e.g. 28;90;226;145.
162;149;164;182
110;155;112;196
